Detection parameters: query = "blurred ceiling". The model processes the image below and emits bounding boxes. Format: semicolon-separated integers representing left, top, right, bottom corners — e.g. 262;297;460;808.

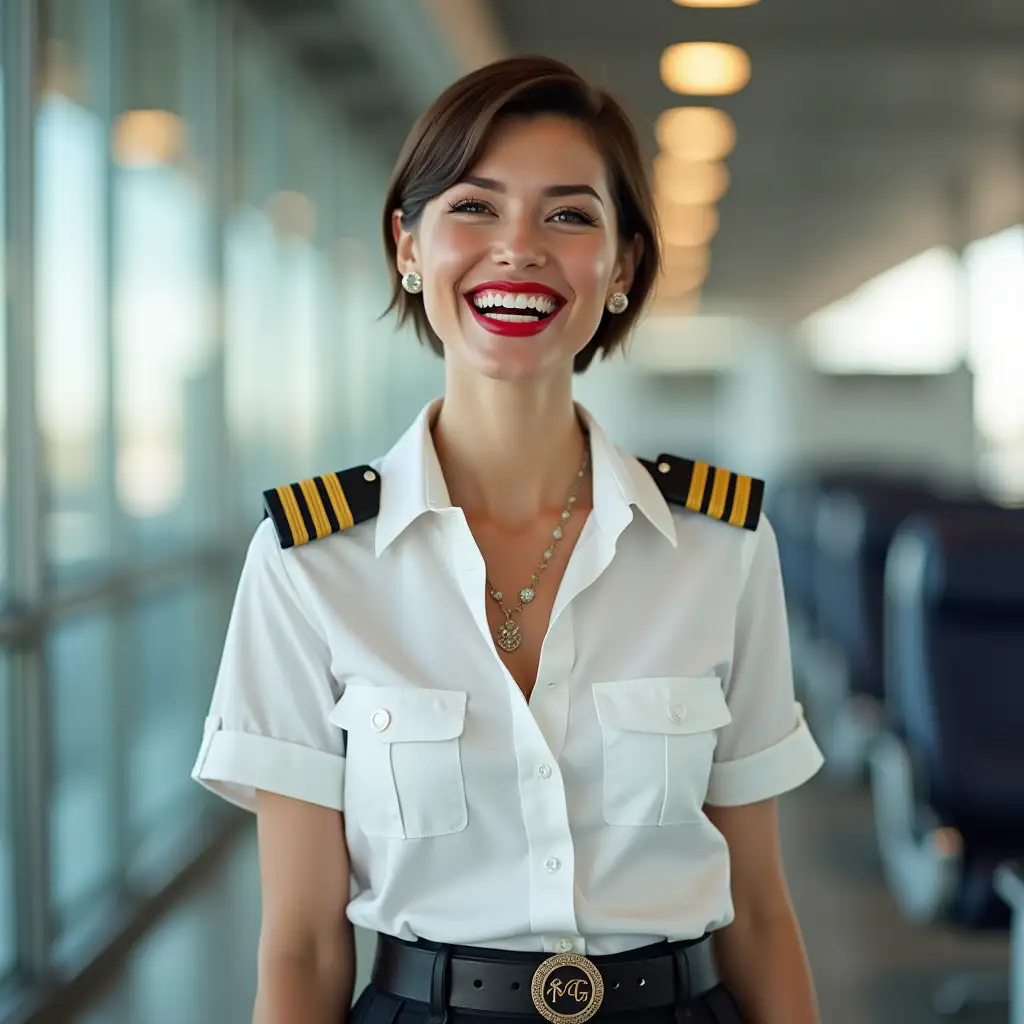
248;0;1024;322
488;0;1024;320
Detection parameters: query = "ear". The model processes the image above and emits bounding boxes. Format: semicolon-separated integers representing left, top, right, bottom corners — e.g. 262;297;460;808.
610;232;644;295
392;209;420;276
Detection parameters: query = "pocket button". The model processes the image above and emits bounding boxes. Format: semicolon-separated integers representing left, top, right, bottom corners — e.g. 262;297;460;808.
667;704;687;725
370;709;392;732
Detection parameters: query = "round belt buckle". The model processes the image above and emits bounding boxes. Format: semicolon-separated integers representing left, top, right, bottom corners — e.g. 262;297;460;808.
530;952;604;1023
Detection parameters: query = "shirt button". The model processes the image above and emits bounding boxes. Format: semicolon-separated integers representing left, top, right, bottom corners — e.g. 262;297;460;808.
537;764;553;780
371;709;391;732
545;857;561;873
556;939;573;952
667;704;687;725
546;681;556;688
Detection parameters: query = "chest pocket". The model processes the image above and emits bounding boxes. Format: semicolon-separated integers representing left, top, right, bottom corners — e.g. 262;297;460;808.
592;677;732;826
329;683;468;839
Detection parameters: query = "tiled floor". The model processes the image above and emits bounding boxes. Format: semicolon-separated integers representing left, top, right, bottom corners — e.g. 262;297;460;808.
68;775;1010;1024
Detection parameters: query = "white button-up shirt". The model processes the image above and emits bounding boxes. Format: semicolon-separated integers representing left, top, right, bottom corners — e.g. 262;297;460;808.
192;401;824;955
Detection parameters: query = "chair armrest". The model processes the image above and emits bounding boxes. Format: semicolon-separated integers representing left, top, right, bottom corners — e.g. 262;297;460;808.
995;861;1024;911
868;729;961;923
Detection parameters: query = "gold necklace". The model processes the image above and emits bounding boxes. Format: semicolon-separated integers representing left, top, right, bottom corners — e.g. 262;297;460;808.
486;450;590;653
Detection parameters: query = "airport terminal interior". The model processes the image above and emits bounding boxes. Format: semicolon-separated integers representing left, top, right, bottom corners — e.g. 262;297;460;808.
1;0;1023;1022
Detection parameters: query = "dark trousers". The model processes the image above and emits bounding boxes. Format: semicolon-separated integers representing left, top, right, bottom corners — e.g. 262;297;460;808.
350;938;745;1024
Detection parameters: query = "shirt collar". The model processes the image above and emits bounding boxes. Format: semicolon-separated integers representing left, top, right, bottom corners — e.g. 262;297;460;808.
373;399;678;557
578;405;678;548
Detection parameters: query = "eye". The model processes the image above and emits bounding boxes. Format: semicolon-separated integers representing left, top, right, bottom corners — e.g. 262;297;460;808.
446;197;494;216
549;207;599;226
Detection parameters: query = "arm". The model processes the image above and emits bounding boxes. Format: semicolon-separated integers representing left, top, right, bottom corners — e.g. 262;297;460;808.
253;791;355;1024
705;799;819;1024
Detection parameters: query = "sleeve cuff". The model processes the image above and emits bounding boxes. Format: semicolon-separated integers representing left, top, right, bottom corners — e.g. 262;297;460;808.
191;715;346;813
705;705;824;807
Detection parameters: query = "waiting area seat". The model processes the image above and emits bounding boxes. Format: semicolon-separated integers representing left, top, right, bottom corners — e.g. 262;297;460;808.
868;506;1024;1014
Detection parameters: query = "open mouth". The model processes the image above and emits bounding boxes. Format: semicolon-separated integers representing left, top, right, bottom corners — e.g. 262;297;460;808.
469;291;561;323
464;283;567;337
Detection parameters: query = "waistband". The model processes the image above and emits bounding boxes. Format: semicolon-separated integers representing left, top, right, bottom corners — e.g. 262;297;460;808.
371;933;719;1021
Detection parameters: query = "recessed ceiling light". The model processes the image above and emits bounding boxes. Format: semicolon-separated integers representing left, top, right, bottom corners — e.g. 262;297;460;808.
655;158;731;204
660;203;720;246
672;0;760;7
660;42;751;95
656;107;736;161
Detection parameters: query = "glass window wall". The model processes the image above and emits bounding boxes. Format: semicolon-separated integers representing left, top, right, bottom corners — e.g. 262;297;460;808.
113;0;217;558
37;0;110;593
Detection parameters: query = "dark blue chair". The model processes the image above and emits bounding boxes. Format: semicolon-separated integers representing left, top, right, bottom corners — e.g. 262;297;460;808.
805;477;947;779
870;505;1024;1014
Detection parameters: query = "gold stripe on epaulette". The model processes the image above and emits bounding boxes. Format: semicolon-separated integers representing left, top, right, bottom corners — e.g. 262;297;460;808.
729;474;752;527
686;461;709;512
708;466;731;521
298;477;331;541
277;484;309;547
322;472;354;530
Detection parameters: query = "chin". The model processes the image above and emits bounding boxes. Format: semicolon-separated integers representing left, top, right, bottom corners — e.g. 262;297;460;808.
462;332;576;384
450;312;586;384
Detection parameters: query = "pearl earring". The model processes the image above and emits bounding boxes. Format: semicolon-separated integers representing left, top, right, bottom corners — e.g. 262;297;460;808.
606;292;629;314
401;271;423;294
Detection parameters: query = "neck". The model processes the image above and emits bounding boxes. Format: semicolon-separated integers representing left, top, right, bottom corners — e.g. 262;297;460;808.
431;376;589;527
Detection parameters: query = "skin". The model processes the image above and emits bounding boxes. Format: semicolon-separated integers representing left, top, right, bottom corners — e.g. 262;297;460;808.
253;113;818;1024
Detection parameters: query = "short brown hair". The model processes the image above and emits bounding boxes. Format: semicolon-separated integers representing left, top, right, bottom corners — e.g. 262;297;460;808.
382;55;661;373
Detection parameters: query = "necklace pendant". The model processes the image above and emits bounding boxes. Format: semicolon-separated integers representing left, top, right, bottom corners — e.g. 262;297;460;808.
496;617;523;652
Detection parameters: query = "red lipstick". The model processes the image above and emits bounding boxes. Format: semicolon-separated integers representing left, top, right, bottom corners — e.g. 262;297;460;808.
464;281;567;338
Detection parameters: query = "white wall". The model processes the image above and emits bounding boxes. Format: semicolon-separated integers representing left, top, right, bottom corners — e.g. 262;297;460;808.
717;329;979;487
573;319;980;490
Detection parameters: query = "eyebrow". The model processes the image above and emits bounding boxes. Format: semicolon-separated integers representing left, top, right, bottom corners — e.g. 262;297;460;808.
461;175;604;206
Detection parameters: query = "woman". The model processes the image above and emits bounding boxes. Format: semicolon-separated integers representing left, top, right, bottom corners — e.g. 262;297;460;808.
193;55;824;1024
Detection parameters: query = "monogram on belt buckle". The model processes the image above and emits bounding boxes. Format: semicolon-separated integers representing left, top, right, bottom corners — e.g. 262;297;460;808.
530;952;604;1023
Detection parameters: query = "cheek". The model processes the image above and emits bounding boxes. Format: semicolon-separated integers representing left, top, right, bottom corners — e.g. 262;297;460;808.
424;221;480;283
565;237;616;297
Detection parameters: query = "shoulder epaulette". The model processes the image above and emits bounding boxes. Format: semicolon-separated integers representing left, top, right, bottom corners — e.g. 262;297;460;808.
263;465;381;549
642;454;764;531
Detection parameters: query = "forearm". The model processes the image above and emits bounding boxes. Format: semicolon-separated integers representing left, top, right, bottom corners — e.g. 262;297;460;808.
254;938;355;1024
712;908;819;1024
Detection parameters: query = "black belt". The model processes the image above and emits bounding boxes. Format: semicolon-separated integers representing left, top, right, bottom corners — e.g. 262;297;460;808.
372;933;719;1022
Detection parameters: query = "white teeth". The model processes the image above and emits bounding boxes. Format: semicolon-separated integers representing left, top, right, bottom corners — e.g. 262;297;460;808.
470;290;559;315
483;313;542;323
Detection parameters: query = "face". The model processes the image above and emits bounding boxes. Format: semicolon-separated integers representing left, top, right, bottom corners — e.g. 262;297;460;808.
393;115;640;384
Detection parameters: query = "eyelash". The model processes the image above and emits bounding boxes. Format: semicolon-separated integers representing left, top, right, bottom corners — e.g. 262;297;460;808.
445;196;598;226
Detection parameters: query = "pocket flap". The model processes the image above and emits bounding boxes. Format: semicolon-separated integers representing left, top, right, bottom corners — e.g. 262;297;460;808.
593;677;731;735
329;685;467;743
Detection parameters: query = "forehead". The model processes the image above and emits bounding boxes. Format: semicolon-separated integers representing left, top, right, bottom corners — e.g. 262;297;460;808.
468;114;610;192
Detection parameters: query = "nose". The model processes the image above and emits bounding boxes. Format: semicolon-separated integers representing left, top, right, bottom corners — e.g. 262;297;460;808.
491;213;546;270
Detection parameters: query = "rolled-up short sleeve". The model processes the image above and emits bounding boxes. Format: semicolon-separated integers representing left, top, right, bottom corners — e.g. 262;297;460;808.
705;514;824;807
191;518;346;813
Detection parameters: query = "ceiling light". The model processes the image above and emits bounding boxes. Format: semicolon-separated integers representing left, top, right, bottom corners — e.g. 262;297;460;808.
114;110;186;168
660;42;751;95
657;264;707;298
656;108;736;162
661;204;720;247
672;0;760;7
655;157;731;204
662;244;710;274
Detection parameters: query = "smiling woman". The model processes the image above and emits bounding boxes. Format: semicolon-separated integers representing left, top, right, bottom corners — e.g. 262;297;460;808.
193;54;823;1024
382;55;660;375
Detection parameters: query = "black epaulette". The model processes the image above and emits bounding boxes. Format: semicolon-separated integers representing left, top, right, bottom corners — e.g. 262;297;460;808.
642;454;764;531
263;465;381;549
